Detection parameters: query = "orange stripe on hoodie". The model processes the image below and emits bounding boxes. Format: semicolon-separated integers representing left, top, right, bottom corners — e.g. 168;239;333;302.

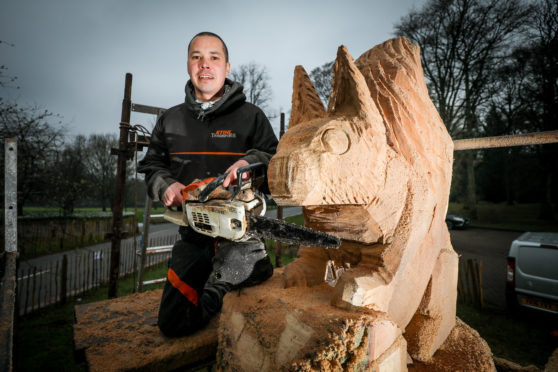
167;268;198;306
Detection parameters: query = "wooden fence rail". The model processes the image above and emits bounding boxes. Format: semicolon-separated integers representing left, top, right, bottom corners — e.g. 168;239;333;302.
16;234;178;316
457;258;484;309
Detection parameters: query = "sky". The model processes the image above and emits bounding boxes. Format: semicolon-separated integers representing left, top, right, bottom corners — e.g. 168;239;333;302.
0;0;427;138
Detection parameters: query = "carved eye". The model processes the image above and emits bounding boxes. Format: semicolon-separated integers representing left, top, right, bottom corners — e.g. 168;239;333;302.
321;128;350;155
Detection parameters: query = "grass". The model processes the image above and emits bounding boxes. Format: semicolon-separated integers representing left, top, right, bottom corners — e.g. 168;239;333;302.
448;201;558;232
457;302;558;368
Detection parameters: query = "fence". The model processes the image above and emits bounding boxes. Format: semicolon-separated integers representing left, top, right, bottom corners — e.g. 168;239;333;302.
457;258;483;309
16;233;179;316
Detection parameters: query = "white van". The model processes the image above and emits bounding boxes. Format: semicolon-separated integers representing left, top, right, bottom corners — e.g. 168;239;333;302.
506;232;558;315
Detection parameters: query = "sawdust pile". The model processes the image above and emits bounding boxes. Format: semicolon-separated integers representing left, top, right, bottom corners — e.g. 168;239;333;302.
408;318;496;372
544;348;558;372
74;289;218;372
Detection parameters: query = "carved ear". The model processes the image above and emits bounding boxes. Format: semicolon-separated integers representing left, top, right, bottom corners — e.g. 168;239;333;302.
289;65;327;127
327;46;378;121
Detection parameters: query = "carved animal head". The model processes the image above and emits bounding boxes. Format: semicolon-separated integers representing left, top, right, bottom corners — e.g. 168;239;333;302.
268;37;453;214
268;46;391;206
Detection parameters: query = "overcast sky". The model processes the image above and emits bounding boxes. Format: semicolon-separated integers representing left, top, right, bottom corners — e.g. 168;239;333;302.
1;0;426;138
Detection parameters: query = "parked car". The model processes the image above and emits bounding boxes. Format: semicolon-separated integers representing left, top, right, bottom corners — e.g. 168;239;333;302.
445;213;469;229
506;232;558;315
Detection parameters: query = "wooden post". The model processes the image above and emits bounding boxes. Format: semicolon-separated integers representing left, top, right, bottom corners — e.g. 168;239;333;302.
31;267;37;312
61;255;68;304
109;73;133;298
37;265;42;310
474;260;484;309
55;261;59;302
137;196;152;292
24;268;29;316
86;251;90;291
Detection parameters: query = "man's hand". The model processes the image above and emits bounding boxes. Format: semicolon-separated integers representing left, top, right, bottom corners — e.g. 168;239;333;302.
163;182;185;206
223;159;250;187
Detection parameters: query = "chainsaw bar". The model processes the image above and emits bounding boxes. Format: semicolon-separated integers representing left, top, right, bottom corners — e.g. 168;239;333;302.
248;215;341;249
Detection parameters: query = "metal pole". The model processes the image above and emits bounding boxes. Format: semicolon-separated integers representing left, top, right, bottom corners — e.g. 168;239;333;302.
453;130;558;151
1;138;17;372
4;138;17;253
108;73;132;298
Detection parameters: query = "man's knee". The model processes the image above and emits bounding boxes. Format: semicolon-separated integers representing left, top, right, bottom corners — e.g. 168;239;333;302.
157;303;203;337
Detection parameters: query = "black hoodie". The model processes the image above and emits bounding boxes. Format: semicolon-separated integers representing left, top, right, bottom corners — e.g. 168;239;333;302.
138;79;278;201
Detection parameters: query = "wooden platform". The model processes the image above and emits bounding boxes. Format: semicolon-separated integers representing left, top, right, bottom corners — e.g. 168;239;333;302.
73;289;218;372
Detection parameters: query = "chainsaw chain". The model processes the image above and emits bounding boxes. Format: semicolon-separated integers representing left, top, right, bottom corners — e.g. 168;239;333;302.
248;215;341;249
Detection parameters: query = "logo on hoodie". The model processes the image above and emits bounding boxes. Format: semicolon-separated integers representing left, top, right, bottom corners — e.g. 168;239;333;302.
211;130;236;139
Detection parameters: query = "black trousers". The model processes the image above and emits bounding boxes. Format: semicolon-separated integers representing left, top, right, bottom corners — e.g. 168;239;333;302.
157;233;229;337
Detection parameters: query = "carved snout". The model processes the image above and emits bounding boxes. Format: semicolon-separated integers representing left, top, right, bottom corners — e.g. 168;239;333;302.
268;152;318;206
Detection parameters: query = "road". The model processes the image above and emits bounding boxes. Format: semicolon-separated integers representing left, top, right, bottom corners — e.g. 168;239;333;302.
449;227;522;309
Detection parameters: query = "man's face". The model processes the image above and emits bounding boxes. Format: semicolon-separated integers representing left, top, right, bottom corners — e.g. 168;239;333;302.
187;35;230;102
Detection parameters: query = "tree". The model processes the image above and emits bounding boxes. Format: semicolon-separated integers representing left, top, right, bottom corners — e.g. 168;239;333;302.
520;0;558;218
85;134;118;211
48;135;89;215
396;0;531;218
309;61;334;107
0;40;18;90
0;103;65;214
1;41;66;214
230;62;274;115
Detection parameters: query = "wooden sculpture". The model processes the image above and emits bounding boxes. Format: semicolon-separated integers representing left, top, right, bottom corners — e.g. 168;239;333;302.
217;37;495;371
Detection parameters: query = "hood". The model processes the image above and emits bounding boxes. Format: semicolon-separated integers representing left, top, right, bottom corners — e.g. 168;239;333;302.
184;78;246;121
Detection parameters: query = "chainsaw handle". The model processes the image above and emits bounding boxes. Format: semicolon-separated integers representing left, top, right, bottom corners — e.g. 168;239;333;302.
231;162;265;198
197;162;265;202
197;173;227;202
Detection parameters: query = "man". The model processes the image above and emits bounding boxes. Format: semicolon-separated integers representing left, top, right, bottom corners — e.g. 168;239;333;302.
138;31;278;337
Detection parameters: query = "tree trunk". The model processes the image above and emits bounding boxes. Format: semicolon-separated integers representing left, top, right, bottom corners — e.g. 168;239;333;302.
539;171;554;220
464;152;477;220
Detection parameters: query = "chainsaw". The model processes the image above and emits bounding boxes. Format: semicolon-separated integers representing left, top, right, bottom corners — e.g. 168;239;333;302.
163;163;340;249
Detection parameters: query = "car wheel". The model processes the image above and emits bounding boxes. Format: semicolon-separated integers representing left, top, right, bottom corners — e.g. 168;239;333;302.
446;221;454;230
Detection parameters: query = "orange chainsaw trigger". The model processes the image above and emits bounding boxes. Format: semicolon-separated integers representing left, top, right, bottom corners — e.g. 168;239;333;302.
181;177;216;201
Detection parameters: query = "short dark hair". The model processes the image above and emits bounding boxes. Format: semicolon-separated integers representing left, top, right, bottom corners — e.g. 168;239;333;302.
187;32;229;62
